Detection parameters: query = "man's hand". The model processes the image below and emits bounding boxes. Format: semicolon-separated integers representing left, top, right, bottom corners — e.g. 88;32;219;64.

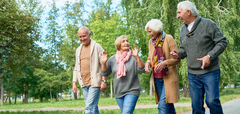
100;82;107;91
72;82;77;93
197;55;211;69
170;50;180;59
145;62;150;73
154;61;167;73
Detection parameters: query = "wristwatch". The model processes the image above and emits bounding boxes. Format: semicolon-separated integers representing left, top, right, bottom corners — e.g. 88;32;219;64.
207;55;212;60
102;80;107;83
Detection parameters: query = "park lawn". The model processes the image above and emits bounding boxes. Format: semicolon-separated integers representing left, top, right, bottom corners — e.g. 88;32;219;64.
0;88;239;111
0;107;192;114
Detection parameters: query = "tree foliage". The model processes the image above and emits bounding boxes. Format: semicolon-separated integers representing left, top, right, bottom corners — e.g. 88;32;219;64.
1;0;239;105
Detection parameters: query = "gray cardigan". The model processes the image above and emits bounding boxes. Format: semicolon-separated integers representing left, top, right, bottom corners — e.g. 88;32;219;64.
101;55;145;98
178;16;228;74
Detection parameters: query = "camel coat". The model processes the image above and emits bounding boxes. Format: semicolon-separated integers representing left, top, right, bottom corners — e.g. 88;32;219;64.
146;34;180;104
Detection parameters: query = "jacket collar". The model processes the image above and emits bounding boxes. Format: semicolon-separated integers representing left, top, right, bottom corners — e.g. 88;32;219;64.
79;39;96;56
184;16;202;37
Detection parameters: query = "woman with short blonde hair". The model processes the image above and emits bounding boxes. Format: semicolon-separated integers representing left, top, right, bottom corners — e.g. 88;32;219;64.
101;36;145;114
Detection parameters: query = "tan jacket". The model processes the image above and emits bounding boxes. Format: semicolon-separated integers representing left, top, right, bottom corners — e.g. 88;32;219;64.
146;34;180;104
73;39;104;88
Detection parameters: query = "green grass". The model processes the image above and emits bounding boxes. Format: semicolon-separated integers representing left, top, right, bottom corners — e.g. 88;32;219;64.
0;107;192;114
0;88;239;114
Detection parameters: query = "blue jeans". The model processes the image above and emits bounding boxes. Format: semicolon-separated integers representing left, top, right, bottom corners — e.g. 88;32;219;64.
155;78;176;114
188;69;223;114
116;94;139;114
82;85;101;114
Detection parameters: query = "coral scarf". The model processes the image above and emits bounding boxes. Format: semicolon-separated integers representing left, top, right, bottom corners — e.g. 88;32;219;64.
152;31;168;78
115;50;132;78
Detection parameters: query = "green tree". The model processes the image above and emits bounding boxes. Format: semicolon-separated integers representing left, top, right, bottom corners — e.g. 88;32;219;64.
60;0;84;100
0;0;42;105
44;0;63;102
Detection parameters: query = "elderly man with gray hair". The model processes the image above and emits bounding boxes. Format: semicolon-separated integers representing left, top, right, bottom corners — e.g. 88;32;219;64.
170;1;228;114
72;27;105;114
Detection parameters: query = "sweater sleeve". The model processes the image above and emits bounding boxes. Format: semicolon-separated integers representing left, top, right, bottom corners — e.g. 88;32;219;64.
137;58;145;73
146;39;152;67
207;21;228;59
96;43;104;66
179;27;188;59
73;47;79;82
165;35;181;66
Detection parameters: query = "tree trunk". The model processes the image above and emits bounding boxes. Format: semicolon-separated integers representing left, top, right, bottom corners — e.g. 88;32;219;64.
0;55;3;106
149;75;153;96
7;79;11;104
104;91;108;97
1;78;3;106
8;90;11;104
110;79;113;98
72;92;77;100
181;81;190;97
4;96;7;103
14;94;17;104
24;83;29;103
56;87;59;102
40;94;43;102
72;92;74;100
50;87;52;102
74;93;77;99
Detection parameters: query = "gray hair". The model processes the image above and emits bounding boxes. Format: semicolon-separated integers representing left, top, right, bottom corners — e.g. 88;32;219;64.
145;19;163;33
177;1;198;16
79;27;91;34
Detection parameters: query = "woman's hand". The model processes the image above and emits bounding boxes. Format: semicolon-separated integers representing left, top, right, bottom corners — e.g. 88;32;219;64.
154;61;167;73
131;45;145;68
145;62;150;73
131;45;139;58
101;51;108;64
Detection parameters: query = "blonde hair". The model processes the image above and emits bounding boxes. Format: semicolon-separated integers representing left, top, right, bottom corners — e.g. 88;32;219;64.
115;35;128;50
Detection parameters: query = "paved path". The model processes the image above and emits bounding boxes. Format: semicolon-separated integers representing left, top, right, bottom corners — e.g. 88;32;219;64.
0;98;239;114
182;98;240;114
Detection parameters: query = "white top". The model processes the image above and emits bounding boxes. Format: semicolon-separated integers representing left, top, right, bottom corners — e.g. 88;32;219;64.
187;21;195;31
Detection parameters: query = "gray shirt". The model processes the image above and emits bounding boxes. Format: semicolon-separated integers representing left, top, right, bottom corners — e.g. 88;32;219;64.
178;16;228;74
101;55;145;98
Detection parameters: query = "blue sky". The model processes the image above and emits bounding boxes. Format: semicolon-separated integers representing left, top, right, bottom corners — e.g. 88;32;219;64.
38;0;121;49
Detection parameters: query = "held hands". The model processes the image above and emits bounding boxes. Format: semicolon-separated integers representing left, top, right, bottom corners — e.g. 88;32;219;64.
131;45;139;58
170;50;180;59
154;61;167;73
197;55;211;69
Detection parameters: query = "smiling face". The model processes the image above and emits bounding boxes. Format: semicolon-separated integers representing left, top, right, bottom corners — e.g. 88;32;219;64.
147;27;161;40
119;37;129;53
78;28;91;46
177;6;191;25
